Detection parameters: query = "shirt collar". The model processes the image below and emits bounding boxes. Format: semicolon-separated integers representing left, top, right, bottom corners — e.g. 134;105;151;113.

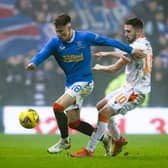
67;30;75;43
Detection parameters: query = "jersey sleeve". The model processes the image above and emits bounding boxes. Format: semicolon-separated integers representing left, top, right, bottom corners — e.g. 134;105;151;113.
85;31;133;54
130;42;146;51
30;38;57;66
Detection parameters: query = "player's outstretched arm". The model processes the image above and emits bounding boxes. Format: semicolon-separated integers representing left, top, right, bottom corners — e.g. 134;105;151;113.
92;64;108;71
92;58;126;73
94;51;123;58
94;51;131;63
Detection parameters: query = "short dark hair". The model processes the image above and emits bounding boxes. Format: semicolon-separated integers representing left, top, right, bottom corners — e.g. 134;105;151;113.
125;17;143;29
54;14;71;27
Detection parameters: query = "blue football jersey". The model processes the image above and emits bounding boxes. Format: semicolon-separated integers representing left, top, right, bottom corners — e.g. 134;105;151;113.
30;31;133;86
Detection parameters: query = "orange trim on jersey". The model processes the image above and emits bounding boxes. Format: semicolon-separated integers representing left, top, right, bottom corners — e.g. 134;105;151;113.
128;92;137;102
144;54;148;75
144;54;153;75
150;54;153;72
137;34;145;39
98;114;109;123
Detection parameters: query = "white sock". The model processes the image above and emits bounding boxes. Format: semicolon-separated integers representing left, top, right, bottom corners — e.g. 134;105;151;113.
62;137;70;143
86;122;107;152
108;117;120;141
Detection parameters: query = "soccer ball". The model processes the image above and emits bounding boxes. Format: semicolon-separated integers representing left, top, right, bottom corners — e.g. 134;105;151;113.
19;109;39;129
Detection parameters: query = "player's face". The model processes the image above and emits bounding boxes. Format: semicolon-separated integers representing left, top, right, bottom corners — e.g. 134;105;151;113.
56;23;72;41
124;24;137;43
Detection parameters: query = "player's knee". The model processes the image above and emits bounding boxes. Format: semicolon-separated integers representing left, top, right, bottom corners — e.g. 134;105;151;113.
53;102;64;113
98;113;109;123
108;117;117;129
69;120;80;129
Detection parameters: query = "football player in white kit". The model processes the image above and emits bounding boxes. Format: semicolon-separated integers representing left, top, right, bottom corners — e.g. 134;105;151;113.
71;17;153;157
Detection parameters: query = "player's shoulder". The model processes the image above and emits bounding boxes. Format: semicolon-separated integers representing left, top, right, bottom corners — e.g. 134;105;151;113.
75;30;97;42
76;30;94;36
44;35;59;44
136;36;150;43
47;36;60;46
42;36;60;50
50;35;59;42
131;37;151;50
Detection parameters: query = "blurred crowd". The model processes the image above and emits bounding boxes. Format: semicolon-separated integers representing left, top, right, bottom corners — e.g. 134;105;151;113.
1;0;168;107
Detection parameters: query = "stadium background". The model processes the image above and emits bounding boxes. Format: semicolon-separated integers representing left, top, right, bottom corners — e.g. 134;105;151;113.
0;0;168;134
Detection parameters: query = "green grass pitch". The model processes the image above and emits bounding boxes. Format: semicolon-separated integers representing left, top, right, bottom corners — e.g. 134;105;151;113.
0;134;168;168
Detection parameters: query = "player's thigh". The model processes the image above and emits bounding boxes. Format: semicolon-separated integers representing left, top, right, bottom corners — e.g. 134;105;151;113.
96;98;107;111
107;85;134;114
66;81;94;110
99;103;116;117
119;94;145;115
55;93;76;109
67;109;80;123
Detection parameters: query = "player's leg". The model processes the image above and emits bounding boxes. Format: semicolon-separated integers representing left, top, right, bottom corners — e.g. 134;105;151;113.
70;86;130;157
70;103;114;157
68;97;107;136
108;117;128;156
107;91;145;156
102;86;132;156
96;98;108;111
108;117;121;141
48;81;94;154
95;98;113;156
67;98;112;156
67;81;94;136
67;109;94;136
119;93;145;115
48;93;75;154
68;98;114;157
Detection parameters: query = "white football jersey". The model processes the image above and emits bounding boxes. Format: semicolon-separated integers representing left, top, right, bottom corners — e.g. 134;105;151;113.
125;37;153;94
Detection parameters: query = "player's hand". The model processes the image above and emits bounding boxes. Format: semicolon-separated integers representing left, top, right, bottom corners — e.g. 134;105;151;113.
92;64;103;71
26;63;36;70
132;49;146;58
120;55;131;63
93;52;107;57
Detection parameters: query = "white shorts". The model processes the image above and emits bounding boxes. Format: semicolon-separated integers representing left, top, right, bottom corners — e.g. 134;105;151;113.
106;83;145;115
65;81;94;111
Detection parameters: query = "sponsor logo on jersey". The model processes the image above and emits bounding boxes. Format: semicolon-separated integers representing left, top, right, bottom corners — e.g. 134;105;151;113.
59;46;66;50
63;53;84;62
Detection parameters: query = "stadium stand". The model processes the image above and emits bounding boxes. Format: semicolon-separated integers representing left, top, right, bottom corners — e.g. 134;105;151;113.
0;0;168;106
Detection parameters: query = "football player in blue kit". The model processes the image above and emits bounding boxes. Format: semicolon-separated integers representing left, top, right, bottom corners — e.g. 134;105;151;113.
27;13;142;154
